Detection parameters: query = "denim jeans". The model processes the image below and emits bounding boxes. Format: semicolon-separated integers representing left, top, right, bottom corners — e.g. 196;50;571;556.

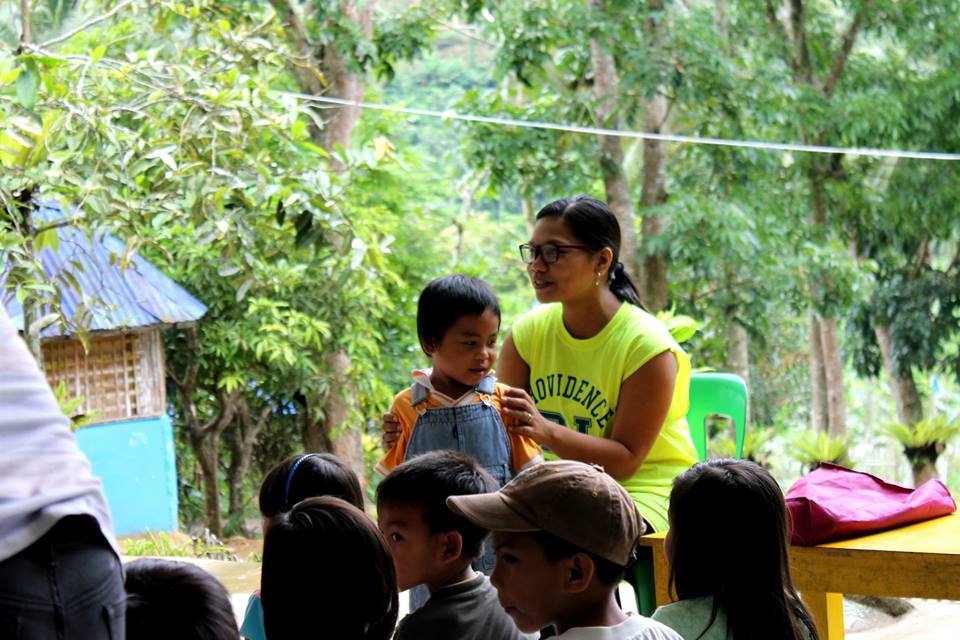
0;515;125;639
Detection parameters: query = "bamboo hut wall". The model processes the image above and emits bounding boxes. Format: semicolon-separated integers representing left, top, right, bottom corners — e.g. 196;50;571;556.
42;328;166;423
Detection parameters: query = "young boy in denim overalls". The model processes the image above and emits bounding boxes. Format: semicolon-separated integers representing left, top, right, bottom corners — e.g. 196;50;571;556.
376;274;543;608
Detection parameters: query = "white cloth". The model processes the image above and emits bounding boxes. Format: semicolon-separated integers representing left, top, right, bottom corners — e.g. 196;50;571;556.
556;614;684;640
0;305;118;561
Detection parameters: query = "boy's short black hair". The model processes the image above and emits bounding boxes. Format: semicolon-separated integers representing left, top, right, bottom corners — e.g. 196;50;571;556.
125;558;239;640
529;530;630;586
416;274;500;351
377;450;499;560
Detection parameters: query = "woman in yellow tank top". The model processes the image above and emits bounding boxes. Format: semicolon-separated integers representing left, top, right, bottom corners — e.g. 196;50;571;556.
495;195;697;532
382;195;696;531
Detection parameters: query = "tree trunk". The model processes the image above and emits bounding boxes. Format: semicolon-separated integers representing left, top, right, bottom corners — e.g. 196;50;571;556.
273;0;375;167
726;313;750;390
820;316;846;437
273;0;373;485
874;323;924;426
808;312;828;434
769;0;866;440
587;6;638;283
319;1;375;169
304;353;366;494
715;0;729;53
638;1;669;312
521;194;536;234
299;392;333;453
18;0;30;48
169;327;240;537
191;431;223;537
319;352;366;492
913;461;938;487
225;424;244;523
226;399;273;532
906;443;943;486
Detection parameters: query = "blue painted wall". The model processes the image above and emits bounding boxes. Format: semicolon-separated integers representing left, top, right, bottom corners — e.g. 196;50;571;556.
76;416;179;536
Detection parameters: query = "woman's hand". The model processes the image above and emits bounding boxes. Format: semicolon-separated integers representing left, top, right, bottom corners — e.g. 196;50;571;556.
500;386;554;446
381;412;401;448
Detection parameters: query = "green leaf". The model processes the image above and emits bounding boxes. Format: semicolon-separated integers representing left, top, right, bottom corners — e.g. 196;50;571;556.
236;279;253;302
145;145;178;171
91;45;107;63
16;63;39;111
35;313;59;332
10;116;42;137
35;228;60;253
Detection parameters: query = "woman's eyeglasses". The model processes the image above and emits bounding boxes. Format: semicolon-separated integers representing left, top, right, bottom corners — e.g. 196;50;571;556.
519;242;589;265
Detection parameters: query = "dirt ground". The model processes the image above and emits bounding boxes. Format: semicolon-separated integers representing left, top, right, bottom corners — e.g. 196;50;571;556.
221;535;263;561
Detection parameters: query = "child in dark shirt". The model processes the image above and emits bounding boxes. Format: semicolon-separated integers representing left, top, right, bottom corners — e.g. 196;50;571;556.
377;450;533;640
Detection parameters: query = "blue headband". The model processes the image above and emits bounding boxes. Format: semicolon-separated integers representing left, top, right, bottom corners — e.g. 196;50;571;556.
284;453;320;509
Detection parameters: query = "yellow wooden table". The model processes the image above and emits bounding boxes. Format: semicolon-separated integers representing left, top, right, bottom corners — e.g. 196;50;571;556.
637;512;960;640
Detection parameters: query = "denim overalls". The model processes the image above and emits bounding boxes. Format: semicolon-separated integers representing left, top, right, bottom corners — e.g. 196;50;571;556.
404;374;512;610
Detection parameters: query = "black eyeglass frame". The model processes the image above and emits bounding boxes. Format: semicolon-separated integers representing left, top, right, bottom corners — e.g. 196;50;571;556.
518;242;591;265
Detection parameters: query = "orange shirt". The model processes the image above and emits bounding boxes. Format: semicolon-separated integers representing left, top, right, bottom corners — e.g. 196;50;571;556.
376;371;543;476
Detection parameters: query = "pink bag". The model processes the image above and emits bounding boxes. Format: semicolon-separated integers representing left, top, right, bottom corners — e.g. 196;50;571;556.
785;462;956;546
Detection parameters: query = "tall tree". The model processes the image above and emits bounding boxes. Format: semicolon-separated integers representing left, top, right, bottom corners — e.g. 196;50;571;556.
757;0;877;435
587;0;638;279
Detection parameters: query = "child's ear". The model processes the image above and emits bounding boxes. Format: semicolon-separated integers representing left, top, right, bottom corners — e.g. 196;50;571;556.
420;336;437;356
438;531;464;563
564;553;596;594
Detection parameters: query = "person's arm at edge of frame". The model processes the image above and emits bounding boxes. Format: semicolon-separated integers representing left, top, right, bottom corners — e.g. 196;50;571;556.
498;334;676;481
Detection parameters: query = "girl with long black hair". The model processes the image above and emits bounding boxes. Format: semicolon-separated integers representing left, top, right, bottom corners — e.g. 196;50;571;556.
653;459;818;639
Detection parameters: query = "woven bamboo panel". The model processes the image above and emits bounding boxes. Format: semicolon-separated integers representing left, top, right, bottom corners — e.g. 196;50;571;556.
42;329;166;423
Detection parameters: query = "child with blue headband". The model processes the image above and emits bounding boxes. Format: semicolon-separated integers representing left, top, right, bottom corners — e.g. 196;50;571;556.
240;453;364;640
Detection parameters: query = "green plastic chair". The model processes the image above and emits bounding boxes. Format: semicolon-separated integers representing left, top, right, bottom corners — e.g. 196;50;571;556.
628;371;748;615
686;372;748;461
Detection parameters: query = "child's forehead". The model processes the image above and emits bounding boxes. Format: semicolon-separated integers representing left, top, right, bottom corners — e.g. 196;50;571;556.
446;309;501;333
492;530;538;548
377;498;428;523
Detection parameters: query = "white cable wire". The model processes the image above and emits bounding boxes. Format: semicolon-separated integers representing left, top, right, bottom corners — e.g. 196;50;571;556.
278;92;960;162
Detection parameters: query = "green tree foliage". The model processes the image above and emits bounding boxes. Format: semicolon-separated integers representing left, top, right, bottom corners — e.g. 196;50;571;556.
0;0;437;533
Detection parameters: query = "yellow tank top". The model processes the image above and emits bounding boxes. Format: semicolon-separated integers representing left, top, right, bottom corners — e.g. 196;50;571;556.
511;302;697;531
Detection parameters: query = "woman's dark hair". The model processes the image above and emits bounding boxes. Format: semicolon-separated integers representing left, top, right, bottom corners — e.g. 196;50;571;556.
528;530;630;586
261;496;399;640
125;558;239;640
259;453;364;517
416;274;501;352
535;195;643;306
377;450;498;561
668;459;819;640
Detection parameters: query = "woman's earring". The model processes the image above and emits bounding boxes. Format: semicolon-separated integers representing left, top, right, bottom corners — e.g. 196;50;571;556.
594;272;601;287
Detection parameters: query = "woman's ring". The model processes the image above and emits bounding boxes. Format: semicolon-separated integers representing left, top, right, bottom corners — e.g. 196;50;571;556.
526;411;533;423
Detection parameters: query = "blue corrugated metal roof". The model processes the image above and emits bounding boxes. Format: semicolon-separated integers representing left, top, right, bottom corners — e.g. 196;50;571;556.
3;203;207;337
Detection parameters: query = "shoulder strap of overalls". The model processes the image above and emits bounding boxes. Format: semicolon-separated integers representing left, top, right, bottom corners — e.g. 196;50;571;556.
411;381;430;408
476;374;496;395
